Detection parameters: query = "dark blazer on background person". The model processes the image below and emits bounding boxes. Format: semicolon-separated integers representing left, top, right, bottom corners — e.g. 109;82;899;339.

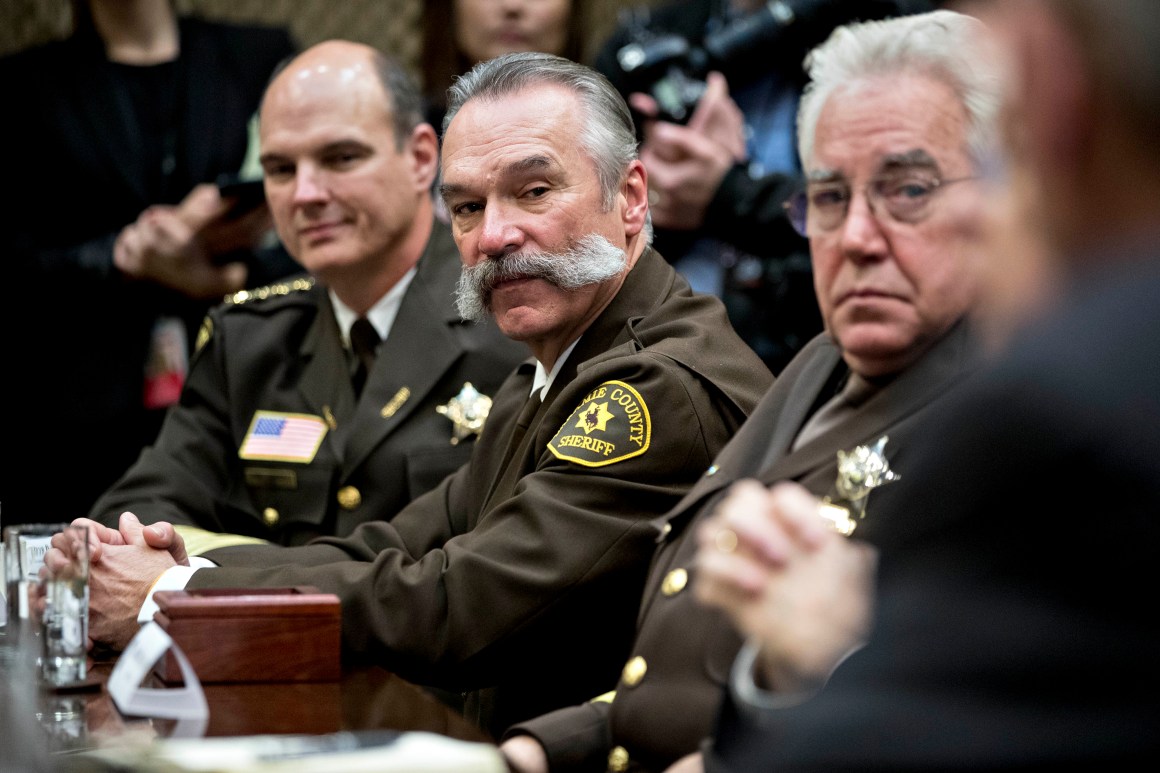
506;320;979;772
0;16;297;525
90;223;527;546
182;248;773;736
703;253;1160;771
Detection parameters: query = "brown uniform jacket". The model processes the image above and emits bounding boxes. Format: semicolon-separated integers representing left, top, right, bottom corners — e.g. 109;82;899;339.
90;223;527;545
508;320;979;771
186;248;773;735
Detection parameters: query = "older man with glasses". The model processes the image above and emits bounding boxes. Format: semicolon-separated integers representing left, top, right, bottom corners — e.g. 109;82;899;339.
499;9;1001;773
694;0;1160;768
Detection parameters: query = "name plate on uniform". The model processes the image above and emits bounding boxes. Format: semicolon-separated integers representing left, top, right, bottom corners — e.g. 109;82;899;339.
152;586;341;684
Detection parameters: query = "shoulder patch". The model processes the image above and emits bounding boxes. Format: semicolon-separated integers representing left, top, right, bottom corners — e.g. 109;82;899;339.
548;380;652;467
225;276;315;305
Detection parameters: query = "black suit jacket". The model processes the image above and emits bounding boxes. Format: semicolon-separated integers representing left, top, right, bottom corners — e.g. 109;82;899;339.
706;250;1160;770
0;17;297;524
89;223;527;546
508;321;979;772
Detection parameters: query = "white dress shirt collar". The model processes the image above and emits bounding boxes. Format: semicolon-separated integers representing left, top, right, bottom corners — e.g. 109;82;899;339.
330;266;418;345
531;338;581;401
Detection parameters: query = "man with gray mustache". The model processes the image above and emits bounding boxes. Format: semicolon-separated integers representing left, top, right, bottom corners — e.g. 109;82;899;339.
456;234;629;321
63;52;773;737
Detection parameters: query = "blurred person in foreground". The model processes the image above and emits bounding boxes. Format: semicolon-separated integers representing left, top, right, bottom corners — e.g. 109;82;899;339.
0;0;298;525
52;52;772;737
499;9;999;772
86;41;527;549
694;0;1160;768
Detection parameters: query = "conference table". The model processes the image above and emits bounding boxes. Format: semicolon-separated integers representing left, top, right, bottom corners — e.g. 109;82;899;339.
1;642;494;765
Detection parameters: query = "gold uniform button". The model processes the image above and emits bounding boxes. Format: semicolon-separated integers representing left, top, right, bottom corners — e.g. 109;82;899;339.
337;486;362;510
607;746;629;772
661;568;687;596
262;507;279;527
621;656;647;687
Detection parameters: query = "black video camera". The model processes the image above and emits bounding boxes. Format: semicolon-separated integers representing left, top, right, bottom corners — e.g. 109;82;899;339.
612;0;916;125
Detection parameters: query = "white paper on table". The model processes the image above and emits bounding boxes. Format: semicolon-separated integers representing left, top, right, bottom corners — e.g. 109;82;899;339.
79;731;508;773
107;621;208;722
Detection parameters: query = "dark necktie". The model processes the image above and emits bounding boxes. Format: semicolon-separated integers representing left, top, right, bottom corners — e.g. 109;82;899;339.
790;372;879;452
349;317;379;397
501;390;543;466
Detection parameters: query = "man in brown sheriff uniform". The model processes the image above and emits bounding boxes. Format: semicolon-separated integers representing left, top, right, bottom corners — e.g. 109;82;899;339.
87;43;527;549
64;52;773;737
500;11;999;772
692;2;1160;769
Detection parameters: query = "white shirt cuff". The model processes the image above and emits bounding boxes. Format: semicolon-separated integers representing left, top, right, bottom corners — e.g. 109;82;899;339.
730;637;865;717
729;638;816;713
135;557;216;624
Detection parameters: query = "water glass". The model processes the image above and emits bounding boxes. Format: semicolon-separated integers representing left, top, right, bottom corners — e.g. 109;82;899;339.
3;523;90;685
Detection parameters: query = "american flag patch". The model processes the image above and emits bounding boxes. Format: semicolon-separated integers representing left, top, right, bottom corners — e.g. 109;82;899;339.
239;411;328;462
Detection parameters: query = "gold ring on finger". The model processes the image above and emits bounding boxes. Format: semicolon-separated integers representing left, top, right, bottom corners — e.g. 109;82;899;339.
714;528;739;554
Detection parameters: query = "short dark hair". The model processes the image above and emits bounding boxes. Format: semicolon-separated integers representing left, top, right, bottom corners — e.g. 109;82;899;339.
369;48;425;150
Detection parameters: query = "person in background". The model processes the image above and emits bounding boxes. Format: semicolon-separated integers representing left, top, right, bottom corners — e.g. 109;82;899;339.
594;0;938;372
499;9;998;772
420;0;587;135
87;41;527;551
53;52;772;738
0;0;299;526
694;1;1160;768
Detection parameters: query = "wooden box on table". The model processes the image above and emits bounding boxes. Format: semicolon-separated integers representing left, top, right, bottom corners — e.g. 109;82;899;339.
151;586;341;684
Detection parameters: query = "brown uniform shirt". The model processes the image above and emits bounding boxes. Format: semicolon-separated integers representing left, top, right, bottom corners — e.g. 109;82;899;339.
91;223;527;545
188;248;773;735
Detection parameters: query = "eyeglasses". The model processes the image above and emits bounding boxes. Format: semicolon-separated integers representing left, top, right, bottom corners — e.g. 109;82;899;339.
782;174;976;237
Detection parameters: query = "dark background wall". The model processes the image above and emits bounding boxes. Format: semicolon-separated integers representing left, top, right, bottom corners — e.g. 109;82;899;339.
0;0;664;80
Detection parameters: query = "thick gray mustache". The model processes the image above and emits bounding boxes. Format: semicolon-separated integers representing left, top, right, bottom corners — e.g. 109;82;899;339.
455;234;627;321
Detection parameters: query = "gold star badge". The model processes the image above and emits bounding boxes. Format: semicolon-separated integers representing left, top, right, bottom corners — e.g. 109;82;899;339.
436;382;493;445
834;435;900;505
819;435;900;536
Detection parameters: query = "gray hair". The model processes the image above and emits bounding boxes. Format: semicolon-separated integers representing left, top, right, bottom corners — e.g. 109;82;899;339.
443;52;640;212
797;10;1002;171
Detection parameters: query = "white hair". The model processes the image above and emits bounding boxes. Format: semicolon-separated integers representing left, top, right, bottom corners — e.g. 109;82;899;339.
797;10;1002;170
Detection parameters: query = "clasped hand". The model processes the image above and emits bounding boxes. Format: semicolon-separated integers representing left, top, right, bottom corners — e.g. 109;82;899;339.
693;480;877;695
45;513;189;651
